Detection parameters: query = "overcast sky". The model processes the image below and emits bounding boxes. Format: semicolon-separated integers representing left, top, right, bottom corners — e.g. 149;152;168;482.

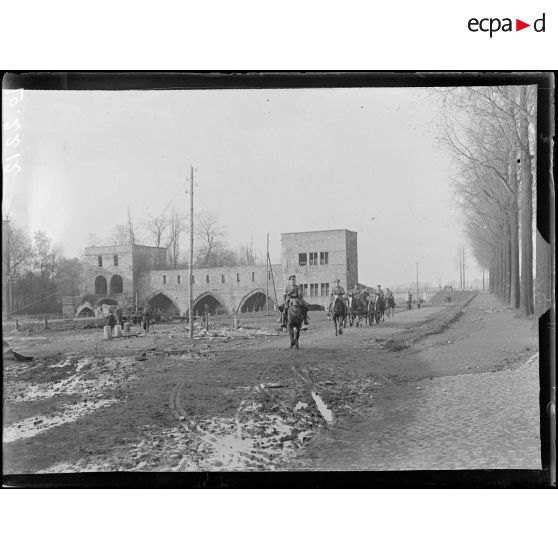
3;86;480;287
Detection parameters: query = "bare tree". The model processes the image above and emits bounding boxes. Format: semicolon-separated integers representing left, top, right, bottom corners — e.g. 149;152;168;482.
144;210;170;248
167;209;186;269
437;85;535;314
108;224;130;245
4;222;34;276
238;237;258;266
195;211;225;267
126;206;136;245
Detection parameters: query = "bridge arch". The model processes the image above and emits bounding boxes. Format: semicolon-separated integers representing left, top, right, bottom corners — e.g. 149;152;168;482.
96;297;118;307
147;291;181;316
193;291;229;315
236;289;275;314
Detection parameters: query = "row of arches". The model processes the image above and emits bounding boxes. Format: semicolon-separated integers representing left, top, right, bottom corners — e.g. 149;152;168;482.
147;289;275;316
95;275;123;296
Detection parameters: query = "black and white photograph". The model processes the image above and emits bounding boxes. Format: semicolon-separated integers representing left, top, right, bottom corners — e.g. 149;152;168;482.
1;72;554;484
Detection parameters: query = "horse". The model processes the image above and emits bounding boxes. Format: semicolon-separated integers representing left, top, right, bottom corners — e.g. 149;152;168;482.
347;294;359;327
331;295;346;336
286;298;304;349
367;294;381;325
385;295;396;318
357;294;369;326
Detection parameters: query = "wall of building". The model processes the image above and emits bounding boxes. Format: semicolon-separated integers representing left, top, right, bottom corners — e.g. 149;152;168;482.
142;264;283;314
83;244;168;307
281;229;358;307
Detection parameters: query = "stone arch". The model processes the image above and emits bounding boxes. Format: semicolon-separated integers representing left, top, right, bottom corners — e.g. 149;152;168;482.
193;292;229;316
75;302;95;318
237;289;275;314
110;274;123;295
95;275;108;295
96;298;118;307
147;292;181;316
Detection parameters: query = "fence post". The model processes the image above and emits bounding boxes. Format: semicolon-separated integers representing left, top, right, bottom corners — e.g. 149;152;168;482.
44;316;48;329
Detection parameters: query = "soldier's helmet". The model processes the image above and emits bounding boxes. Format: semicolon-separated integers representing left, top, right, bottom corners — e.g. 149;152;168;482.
289;274;296;281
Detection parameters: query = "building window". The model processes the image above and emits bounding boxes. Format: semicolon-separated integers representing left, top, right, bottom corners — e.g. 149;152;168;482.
177;275;181;284
221;274;225;283
110;274;123;295
98;256;103;267
94;275;107;295
325;283;330;296
237;273;240;283
206;275;210;284
113;255;118;267
302;283;308;295
310;283;319;297
298;253;307;266
309;252;318;266
320;252;329;265
320;283;325;296
252;272;255;281
163;275;166;284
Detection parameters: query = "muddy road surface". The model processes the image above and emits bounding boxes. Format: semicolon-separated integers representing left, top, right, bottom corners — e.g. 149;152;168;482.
3;293;539;473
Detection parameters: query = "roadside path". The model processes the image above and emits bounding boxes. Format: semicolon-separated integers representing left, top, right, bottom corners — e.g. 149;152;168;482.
292;294;541;470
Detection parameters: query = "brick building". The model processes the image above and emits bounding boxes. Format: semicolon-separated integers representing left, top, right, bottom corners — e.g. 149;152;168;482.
76;229;358;317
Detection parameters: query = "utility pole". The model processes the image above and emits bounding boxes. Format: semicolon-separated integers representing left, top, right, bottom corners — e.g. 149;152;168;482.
266;233;270;315
189;165;194;340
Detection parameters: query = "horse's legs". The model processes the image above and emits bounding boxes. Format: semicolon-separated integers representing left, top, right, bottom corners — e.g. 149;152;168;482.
288;325;295;347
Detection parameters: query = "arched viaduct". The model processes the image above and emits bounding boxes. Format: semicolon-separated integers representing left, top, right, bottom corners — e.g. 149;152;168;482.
140;265;283;316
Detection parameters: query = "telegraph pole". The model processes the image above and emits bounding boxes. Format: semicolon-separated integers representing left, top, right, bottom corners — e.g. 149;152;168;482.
266;233;270;315
189;165;194;340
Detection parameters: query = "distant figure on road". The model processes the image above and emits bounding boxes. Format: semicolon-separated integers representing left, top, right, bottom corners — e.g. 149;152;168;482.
407;290;413;311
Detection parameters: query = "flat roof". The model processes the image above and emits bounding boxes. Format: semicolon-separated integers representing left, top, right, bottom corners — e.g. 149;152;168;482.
281;229;357;236
85;243;167;250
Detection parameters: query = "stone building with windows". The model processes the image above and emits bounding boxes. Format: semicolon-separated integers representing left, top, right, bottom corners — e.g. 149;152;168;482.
75;229;358;317
281;229;358;308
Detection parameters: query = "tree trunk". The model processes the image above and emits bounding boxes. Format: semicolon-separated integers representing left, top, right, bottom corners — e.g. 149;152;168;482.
509;200;520;308
519;86;534;315
504;221;512;303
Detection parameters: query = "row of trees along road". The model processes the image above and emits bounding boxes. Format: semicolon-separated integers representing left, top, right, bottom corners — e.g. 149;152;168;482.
439;85;536;315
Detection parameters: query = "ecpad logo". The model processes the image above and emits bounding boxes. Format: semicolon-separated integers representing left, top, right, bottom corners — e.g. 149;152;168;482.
468;13;546;37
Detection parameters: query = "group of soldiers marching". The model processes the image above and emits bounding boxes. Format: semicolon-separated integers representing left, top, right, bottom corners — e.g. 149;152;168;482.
279;274;396;329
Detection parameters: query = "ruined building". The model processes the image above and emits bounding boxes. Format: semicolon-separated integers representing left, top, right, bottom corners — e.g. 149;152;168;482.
75;229;358;317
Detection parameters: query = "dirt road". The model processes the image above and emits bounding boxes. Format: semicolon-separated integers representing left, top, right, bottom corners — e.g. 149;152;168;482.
2;293;540;473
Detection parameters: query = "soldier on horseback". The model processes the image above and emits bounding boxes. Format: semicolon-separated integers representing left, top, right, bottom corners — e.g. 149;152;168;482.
281;274;310;329
328;279;346;316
